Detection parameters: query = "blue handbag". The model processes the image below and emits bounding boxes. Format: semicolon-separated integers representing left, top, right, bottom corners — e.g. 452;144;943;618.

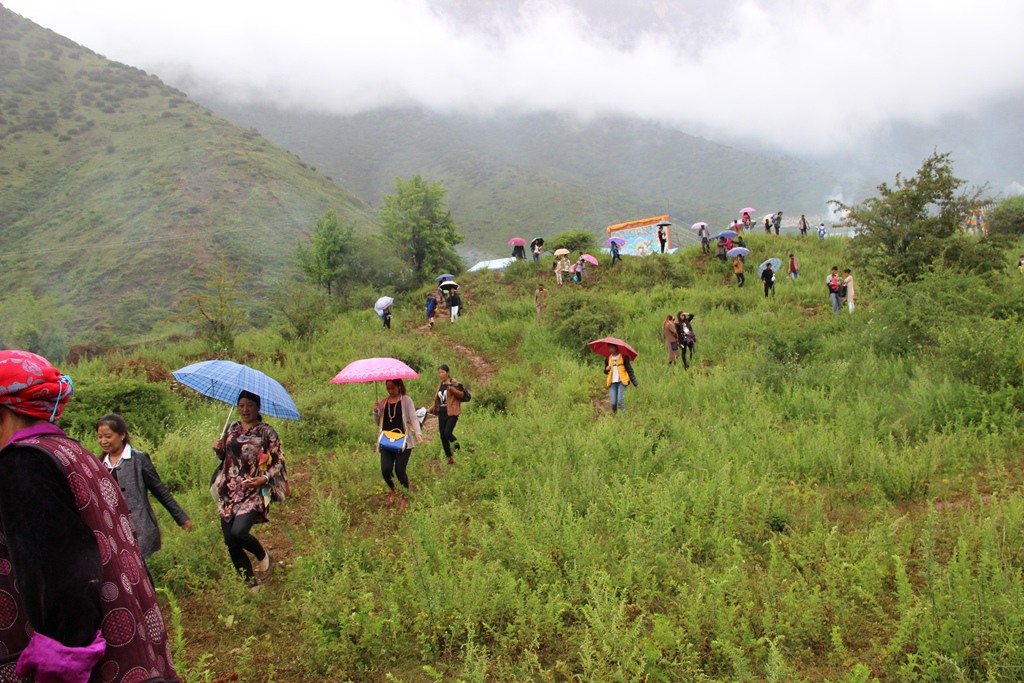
378;429;407;454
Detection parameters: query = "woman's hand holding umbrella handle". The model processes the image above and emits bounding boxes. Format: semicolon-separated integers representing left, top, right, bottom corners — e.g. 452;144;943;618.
211;438;225;452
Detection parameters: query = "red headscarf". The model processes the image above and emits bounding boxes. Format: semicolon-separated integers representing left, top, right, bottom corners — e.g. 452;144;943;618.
0;350;73;421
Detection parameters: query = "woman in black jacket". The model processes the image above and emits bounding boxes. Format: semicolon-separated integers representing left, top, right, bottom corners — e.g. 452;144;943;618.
96;413;191;560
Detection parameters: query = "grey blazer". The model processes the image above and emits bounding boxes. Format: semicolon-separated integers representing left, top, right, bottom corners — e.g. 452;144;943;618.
108;449;189;560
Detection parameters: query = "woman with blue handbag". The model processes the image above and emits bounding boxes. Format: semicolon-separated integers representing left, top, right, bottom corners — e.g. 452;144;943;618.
373;379;423;507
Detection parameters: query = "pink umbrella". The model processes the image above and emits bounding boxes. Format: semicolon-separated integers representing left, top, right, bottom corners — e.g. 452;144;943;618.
588;337;638;361
740;207;755;215
331;358;420;384
508;237;526;246
580;253;600;266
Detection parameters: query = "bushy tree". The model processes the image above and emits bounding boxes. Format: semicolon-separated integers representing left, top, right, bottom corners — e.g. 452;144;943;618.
834;152;986;282
176;259;247;350
296;209;357;296
986;194;1024;236
379;176;463;281
548;229;597;255
271;280;333;345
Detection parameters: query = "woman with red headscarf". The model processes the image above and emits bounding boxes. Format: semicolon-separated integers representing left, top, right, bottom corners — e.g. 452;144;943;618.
0;350;178;683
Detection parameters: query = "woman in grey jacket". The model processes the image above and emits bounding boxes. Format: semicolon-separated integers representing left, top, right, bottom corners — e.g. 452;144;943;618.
96;413;191;559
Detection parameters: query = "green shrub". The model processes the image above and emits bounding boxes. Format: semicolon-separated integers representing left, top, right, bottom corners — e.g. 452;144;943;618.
550;289;623;358
60;375;179;446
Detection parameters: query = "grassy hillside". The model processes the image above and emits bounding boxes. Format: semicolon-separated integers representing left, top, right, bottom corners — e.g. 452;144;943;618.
199;103;842;260
0;6;374;338
55;233;1024;682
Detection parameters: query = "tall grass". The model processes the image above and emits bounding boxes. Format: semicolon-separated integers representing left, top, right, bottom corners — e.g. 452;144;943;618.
60;234;1024;681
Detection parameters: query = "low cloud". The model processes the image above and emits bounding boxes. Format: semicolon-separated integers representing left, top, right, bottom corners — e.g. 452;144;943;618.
8;0;1024;156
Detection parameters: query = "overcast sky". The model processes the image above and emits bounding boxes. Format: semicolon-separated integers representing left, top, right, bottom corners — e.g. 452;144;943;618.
6;0;1024;161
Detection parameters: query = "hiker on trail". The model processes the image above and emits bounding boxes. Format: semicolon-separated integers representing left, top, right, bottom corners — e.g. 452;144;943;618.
212;390;285;588
448;289;462;323
676;312;696;369
531;239;542;263
97;413;191;561
573;257;587;285
733;255;745;288
0;350;179;683
761;263;776;298
1018;255;1024;274
818;223;827;239
798;214;809;236
716;238;727;262
663;314;678;365
605;344;639;414
381;303;393;330
428;364;466;465
763;215;772;234
373;379;423;508
773;211;783;235
788;253;800;281
698;225;711;253
610;239;622;265
827;266;842;313
426;292;438;328
512;244;526;260
657;225;667;253
843;268;856;314
535;283;548;322
742;212;752;231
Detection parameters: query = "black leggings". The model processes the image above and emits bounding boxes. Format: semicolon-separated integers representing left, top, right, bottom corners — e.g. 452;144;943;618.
438;412;460;457
221;511;266;581
380;448;411;490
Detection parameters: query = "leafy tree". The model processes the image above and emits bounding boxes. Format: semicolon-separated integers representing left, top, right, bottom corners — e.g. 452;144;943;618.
176;259;247;350
379;176;463;282
0;288;73;360
834;152;985;282
986;194;1024;236
271;280;333;345
296;210;357;297
549;229;597;255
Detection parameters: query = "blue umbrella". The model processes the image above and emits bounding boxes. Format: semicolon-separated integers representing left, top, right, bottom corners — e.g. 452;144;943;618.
758;258;782;277
727;247;750;258
434;274;455;283
173;360;300;421
656;220;672;227
714;230;739;239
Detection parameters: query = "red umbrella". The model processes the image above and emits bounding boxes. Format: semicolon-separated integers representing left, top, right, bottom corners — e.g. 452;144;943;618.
508;237;526;246
588;337;638;361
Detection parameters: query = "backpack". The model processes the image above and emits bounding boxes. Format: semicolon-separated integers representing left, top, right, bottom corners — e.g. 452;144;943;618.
458;383;471;402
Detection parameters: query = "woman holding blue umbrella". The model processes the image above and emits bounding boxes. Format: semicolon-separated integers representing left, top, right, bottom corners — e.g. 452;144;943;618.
211;390;284;588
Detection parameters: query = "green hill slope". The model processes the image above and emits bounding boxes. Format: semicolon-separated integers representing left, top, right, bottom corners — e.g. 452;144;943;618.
199;103;842;260
54;233;1024;682
0;6;374;338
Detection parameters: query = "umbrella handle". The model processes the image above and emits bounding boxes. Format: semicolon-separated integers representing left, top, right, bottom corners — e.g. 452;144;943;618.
220;406;235;440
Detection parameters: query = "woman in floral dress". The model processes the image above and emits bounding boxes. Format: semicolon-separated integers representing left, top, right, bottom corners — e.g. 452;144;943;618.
211;390;284;585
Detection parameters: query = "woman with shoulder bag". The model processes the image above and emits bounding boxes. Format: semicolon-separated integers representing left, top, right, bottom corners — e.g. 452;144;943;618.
373;379;423;507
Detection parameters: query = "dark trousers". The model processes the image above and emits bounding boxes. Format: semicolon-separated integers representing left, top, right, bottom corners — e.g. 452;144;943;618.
380;448;411;490
736;272;745;287
438;412;460;457
221;511;266;581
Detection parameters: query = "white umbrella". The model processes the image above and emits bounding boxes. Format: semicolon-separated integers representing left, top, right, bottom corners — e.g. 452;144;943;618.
374;296;394;313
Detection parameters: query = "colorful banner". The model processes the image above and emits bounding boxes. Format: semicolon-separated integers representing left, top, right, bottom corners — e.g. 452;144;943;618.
606;215;671;256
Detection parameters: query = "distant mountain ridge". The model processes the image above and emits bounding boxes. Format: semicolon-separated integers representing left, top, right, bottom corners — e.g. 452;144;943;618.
198;101;841;260
0;6;373;339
